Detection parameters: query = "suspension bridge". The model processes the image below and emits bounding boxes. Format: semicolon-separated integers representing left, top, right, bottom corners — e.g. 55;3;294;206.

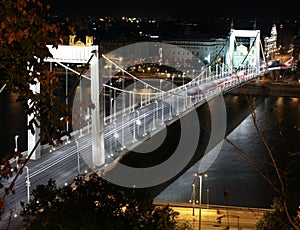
0;27;274;228
39;28;267;178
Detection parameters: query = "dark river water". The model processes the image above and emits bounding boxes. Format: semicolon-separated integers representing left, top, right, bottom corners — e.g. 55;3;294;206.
0;87;299;209
0;90;27;155
155;95;300;209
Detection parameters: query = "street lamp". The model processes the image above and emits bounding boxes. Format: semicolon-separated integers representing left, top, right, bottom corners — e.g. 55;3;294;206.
136;110;141;137
195;172;208;230
14;135;19;169
110;98;113;124
14;135;19;152
189;182;196;217
159;79;163;91
24;166;30;204
207;188;210;209
113;132;119;151
75;141;80;174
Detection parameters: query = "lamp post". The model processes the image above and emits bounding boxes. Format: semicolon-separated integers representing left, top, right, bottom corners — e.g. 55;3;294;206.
65;69;70;142
113;131;119;151
207;188;210;209
14;135;19;169
159;79;163;91
110;98;113;123
136;110;141;137
24;166;30;204
195;172;207;230
14;135;19;152
171;76;175;110
189;182;196;217
75;141;80;174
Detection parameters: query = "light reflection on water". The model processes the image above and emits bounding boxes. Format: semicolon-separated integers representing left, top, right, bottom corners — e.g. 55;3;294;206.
155;96;300;209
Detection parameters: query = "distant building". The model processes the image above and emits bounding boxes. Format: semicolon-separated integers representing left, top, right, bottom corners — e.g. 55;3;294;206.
264;24;277;61
162;38;227;67
293;32;300;61
69;35;94;46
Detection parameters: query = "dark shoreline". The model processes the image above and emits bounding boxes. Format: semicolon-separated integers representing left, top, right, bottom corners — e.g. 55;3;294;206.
229;81;300;98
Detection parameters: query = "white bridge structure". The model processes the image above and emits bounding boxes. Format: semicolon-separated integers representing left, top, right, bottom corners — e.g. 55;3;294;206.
30;29;269;175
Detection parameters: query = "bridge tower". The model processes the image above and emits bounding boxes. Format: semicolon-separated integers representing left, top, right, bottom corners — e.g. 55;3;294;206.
226;29;261;73
32;45;105;168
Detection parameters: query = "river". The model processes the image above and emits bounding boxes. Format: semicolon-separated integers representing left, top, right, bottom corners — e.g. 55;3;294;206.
155;95;300;209
0;87;299;209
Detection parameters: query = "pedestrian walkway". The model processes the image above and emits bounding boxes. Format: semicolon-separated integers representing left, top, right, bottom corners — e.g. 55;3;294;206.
154;201;273;230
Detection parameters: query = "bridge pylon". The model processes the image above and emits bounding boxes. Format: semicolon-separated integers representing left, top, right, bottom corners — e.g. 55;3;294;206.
226;29;261;74
42;45;105;167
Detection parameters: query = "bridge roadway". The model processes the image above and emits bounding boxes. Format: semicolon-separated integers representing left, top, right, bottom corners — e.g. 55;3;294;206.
0;71;266;229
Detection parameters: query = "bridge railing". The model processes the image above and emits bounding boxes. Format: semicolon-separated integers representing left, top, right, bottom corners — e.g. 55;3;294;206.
102;66;261;128
98;66;264;159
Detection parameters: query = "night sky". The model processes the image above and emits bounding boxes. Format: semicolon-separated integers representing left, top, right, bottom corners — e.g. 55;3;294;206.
50;0;300;38
51;0;298;22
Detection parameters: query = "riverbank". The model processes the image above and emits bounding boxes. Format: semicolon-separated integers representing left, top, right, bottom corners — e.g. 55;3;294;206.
229;78;300;97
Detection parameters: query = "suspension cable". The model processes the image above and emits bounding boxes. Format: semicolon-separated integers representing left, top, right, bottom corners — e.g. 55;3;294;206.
208;30;232;67
0;81;8;94
189;31;232;84
101;54;200;100
102;54;165;93
52;61;90;80
103;84;160;96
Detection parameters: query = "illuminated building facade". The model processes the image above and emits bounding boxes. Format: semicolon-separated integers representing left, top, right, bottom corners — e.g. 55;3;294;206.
162;38;227;67
69;35;94;46
264;24;277;61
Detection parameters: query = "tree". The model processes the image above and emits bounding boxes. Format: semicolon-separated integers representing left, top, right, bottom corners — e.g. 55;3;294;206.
20;174;181;230
256;197;300;230
176;220;193;230
147;204;179;230
0;0;74;218
225;82;300;229
0;0;72;145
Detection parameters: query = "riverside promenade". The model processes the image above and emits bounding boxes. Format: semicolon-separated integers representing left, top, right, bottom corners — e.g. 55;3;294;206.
154;201;272;230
